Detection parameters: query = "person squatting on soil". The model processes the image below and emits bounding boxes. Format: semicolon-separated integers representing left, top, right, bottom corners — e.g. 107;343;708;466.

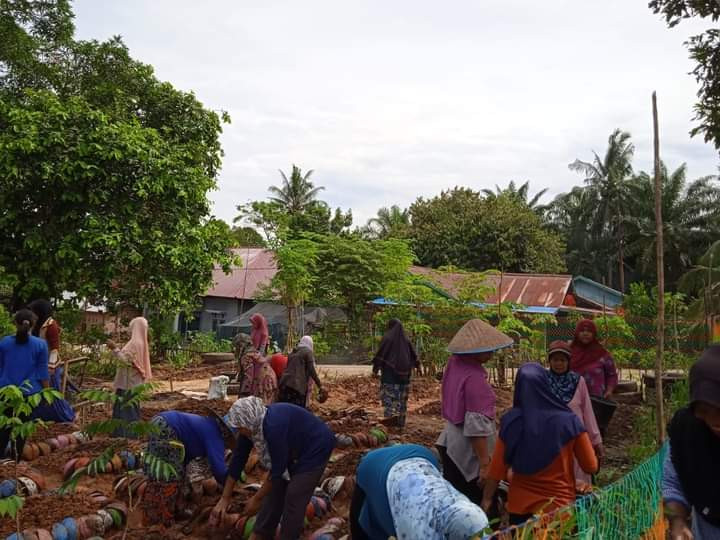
0;309;49;460
546;340;603;492
250;313;270;356
663;345;720;540
482;363;599;527
436;319;513;507
141;409;241;526
372;319;419;429
234;332;277;405
211;396;335;540
108;316;152;438
570;319;618;400
27;299;75;423
277;335;327;408
350;444;489;540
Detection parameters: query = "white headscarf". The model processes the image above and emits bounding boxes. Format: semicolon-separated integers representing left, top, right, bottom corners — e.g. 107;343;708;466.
297;335;314;352
227;396;270;469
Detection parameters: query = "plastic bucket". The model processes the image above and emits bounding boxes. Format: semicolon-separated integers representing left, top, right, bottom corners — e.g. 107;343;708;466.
590;395;617;435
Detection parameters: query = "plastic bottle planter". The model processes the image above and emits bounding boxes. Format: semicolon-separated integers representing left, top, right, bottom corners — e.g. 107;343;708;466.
308;517;346;540
335;428;387;450
0;468;47;498
17;432;90;463
63;451;141;481
2;496;127;540
319;477;355;501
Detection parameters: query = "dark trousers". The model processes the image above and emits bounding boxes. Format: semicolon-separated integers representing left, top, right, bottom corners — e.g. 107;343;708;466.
437;445;484;506
349;484;370;540
254;466;326;540
112;389;141;438
0;411;30;461
509;513;533;527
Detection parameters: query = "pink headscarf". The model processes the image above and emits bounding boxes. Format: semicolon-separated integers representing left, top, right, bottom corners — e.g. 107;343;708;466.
250;314;269;351
121;317;151;380
441;354;496;423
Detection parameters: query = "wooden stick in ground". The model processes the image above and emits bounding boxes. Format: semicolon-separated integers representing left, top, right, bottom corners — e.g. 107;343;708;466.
652;91;666;444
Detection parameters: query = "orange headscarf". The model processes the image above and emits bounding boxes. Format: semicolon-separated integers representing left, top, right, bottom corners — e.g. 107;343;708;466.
121;317;152;380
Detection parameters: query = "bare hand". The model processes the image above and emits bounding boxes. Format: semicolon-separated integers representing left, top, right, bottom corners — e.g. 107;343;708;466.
241;495;262;518
476;461;490;486
209;497;229;528
670;520;693;540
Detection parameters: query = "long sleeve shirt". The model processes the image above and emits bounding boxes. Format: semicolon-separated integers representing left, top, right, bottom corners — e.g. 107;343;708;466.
158;411;231;485
262;403;335;480
0;336;49;395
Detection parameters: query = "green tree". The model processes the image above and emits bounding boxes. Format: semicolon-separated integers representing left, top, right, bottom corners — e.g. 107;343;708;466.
364;205;411;239
269;165;324;215
649;1;720;150
624;163;720;287
0;91;231;312
568;129;635;291
481;180;549;215
409;188;565;273
679;240;720;319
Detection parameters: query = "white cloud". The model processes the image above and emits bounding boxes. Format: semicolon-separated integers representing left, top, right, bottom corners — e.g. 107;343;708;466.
72;0;718;225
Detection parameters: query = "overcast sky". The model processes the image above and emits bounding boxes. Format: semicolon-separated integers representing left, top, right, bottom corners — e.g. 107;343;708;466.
72;0;719;227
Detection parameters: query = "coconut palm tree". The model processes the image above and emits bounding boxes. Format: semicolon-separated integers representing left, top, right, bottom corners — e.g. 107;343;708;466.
268;165;324;215
568;129;635;291
481;180;549;215
627;163;720;287
365;205;410;239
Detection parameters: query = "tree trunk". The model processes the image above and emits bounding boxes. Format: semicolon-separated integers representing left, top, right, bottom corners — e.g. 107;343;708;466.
618;222;625;292
652;92;666;445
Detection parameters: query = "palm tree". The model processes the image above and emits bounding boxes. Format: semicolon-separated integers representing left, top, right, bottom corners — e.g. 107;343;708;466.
568;129;635;291
481;180;549;215
627;163;720;287
679;241;720;339
268;165;324;215
365;205;410;239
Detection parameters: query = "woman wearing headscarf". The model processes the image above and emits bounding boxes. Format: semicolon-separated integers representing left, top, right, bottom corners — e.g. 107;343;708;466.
250;313;270;355
436;319;513;506
350;444;489;540
0;309;49;460
108;317;152;436
570;319;618;399
663;345;720;539
27;299;75;423
481;363;598;526
546;340;602;491
278;336;327;408
210;397;335;540
233;333;277;405
372;319;419;428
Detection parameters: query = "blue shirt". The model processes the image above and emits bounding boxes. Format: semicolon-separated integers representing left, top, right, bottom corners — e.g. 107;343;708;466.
356;444;439;539
0;335;49;395
158;411;231;485
262;403;335;480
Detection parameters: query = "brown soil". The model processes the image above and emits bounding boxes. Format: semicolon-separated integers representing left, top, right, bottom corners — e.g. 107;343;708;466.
601;400;643;481
28;422;81;443
152;362;236;383
0;493;102;537
324;450;365;478
417;400;441;415
30;438;144;473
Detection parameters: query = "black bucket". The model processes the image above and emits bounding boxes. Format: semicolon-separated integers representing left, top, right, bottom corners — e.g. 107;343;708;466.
590;395;618;436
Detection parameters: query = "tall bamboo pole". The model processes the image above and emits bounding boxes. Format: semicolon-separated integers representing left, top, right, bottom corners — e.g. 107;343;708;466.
653;92;666;444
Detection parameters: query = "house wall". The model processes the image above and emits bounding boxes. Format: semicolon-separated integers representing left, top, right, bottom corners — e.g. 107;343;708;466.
197;297;255;334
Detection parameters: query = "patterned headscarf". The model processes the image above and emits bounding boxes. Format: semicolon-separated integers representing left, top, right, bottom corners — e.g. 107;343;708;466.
547;340;580;404
227;396;270;469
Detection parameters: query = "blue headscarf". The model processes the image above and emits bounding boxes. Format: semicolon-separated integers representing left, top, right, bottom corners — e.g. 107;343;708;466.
499;363;586;475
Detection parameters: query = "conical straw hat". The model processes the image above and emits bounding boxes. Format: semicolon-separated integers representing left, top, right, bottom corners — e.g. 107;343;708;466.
447;319;514;354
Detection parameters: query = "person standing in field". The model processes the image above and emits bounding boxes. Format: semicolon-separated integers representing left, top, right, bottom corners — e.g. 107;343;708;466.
234;332;277;405
663;345;720;540
546;340;603;491
278;335;327;407
27;299;75;422
436;318;513;506
108;316;152;437
372;319;419;429
570;319;618;399
250;313;270;355
482;363;598;527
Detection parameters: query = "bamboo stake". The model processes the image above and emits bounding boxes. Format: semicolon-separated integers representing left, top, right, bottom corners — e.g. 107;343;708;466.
652;91;666;444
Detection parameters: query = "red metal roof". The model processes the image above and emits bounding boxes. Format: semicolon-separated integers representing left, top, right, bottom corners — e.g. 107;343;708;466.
206;248;277;300
410;266;572;308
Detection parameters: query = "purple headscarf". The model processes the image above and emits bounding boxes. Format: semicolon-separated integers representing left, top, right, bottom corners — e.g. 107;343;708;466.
499;362;586;475
441;354;496;423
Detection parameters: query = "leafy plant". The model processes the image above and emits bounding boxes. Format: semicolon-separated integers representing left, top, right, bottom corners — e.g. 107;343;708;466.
0;304;13;338
0;384;62;532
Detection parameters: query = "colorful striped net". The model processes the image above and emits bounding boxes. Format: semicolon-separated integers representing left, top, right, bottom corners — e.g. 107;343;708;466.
489;445;667;539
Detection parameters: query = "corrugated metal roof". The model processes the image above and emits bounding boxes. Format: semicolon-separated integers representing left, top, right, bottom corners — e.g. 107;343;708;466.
409;266;572;308
205;248;277;300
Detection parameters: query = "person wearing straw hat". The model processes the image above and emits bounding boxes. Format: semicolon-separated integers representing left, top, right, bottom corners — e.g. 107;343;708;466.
436;318;513;506
140;408;243;526
546;340;603;492
663;345;720;540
